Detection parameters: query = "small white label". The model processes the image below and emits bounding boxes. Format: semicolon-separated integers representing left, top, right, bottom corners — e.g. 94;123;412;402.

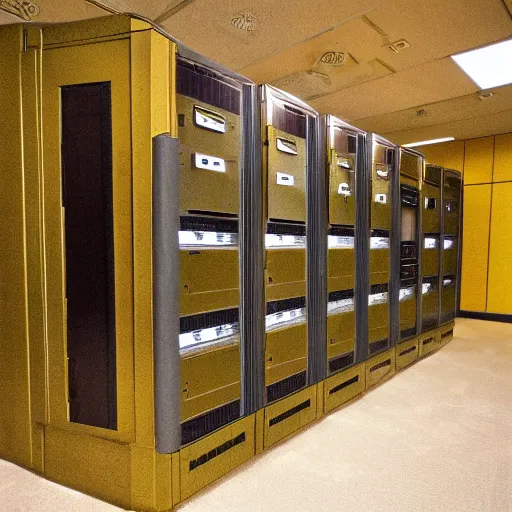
266;307;306;332
338;182;351;196
369;292;388;305
194;153;226;173
375;193;387;204
328;235;354;248
422;283;433;295
424;237;438;249
179;230;238;247
399;287;416;302
444;238;455;250
327;297;354;316
277;172;295;186
370;237;390;249
265;234;306;248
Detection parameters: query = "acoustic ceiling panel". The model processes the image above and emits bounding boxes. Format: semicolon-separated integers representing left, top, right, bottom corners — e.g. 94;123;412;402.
309;57;478;121
357;84;512;134
386;108;512;145
161;0;382;70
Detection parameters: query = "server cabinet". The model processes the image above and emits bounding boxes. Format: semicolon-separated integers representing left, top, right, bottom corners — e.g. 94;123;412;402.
440;169;462;324
398;149;423;341
176;57;255;445
262;86;318;403
325;116;365;374
421;165;442;332
367;135;396;356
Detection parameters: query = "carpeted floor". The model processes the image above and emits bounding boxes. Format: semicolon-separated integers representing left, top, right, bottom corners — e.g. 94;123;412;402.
1;318;511;512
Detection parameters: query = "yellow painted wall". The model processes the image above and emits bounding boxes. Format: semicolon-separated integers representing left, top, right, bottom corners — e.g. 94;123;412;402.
424;133;512;315
0;26;33;468
487;183;512;314
460;185;491;312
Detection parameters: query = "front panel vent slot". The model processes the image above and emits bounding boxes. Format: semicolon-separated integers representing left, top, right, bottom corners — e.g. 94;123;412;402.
442;329;454;339
329;375;359;395
268;399;311;427
369;358;392;373
423;337;434;346
188;432;246;471
399;345;417;357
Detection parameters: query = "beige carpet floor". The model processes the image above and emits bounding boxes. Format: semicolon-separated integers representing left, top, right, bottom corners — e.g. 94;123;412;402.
1;318;511;512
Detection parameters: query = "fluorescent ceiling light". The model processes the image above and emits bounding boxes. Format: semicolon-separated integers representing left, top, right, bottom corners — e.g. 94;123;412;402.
452;39;512;89
403;137;455;148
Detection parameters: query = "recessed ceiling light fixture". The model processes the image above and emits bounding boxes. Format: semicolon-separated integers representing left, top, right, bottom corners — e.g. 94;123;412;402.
451;39;512;89
403;137;455;148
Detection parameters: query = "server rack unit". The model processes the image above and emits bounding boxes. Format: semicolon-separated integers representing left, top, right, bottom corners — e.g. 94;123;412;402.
259;86;320;448
421;164;442;333
440;168;462;327
364;134;397;387
395;148;423;369
322;115;367;412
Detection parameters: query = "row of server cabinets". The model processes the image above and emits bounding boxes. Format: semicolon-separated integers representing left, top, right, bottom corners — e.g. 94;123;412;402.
2;17;462;509
169;75;462;449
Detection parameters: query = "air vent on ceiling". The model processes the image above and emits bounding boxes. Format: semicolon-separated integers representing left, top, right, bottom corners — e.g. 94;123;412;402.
0;0;39;20
317;51;349;67
478;92;495;101
231;10;258;33
388;39;410;54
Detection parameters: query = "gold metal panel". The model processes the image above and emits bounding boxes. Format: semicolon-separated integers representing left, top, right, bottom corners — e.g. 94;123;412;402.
263;386;317;449
327;311;355;360
177;94;240;215
180;248;239;315
180;342;240;422
443;244;458;276
42;38;134;440
44;426;133;509
422;182;440;234
328;150;355;226
180;415;255;500
422;246;439;277
265;323;307;386
0;24;33;468
266;247;306;301
365;349;396;389
328;248;355;293
400;151;422;181
368;302;389;344
324;364;365;414
399;295;417;333
395;338;419;371
418;329;441;358
267;126;307;222
440;322;455;345
422;286;439;324
369;248;390;285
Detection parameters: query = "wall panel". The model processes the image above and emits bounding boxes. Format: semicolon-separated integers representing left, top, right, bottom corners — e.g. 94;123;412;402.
463;136;494;184
493;133;512;183
487;182;512;314
460;185;491;312
420;140;465;173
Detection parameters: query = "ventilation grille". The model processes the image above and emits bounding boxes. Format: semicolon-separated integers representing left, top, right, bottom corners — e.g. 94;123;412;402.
180;308;239;333
369;338;388;355
267;371;307;403
401;327;417;340
329;375;359;395
441;329;454;339
328;352;354;374
181;400;240;445
399;345;417;357
189;432;246;471
369;358;392;373
422;336;434;346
